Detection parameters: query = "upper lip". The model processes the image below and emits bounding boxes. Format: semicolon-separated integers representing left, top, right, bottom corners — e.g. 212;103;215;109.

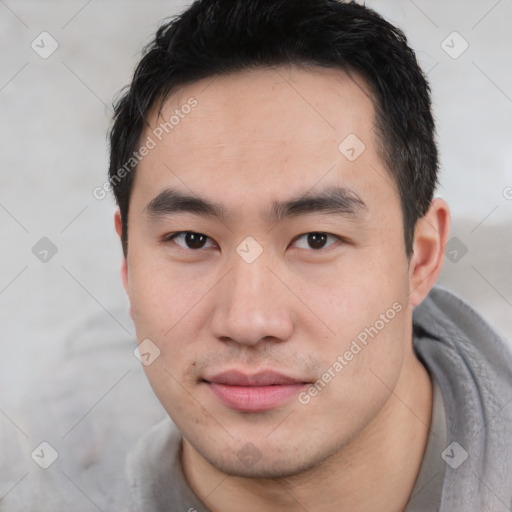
204;370;307;386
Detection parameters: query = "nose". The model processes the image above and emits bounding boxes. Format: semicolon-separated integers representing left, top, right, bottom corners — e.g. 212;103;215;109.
209;253;295;346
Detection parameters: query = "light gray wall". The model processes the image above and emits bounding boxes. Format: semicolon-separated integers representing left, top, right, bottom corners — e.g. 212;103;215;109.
1;0;511;412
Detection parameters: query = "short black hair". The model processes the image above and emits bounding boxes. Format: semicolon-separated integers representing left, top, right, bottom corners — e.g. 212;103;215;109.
108;0;438;258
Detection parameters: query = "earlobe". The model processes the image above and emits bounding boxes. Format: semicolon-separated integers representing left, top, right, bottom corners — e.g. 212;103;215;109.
408;198;451;307
120;258;129;295
114;208;129;296
114;208;123;238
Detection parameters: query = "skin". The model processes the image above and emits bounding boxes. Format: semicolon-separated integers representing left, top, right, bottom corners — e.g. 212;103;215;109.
115;64;450;511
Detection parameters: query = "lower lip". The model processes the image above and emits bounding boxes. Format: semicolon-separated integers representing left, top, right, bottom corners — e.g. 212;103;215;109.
207;382;307;412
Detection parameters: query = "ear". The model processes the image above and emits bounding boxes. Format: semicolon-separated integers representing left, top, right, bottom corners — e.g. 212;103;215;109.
114;208;129;296
408;198;451;307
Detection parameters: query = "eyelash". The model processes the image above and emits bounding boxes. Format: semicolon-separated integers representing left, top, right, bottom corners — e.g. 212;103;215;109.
161;231;343;251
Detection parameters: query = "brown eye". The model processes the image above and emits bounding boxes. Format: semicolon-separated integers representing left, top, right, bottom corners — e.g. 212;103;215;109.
307;233;328;249
293;232;338;250
168;232;215;250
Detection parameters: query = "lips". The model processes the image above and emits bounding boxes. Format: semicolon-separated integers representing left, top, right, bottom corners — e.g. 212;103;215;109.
203;370;309;412
206;370;305;386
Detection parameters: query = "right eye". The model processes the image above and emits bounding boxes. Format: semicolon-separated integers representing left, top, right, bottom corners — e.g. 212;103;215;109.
163;231;217;250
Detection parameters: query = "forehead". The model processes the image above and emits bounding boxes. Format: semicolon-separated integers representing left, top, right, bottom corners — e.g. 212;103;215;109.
133;65;395;217
147;64;376;155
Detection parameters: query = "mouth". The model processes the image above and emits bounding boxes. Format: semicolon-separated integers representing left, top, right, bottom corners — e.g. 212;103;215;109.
202;370;310;412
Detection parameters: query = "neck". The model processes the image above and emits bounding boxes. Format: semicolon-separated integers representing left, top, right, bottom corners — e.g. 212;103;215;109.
182;350;432;512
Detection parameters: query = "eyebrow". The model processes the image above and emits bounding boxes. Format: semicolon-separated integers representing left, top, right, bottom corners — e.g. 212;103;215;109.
144;184;367;224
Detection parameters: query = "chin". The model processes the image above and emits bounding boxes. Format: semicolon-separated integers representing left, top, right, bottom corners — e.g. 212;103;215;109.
191;435;336;481
211;454;314;480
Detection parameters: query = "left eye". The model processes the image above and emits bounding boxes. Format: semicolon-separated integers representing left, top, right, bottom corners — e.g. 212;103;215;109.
292;232;339;250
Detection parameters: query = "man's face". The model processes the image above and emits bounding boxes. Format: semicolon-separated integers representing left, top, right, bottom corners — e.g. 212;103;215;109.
123;65;414;477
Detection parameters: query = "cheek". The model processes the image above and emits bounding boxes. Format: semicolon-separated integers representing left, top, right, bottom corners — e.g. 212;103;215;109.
308;304;408;438
308;248;409;397
127;254;202;339
315;247;408;335
127;257;207;378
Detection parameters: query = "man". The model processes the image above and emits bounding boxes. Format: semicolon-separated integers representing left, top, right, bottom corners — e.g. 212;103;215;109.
107;0;512;510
